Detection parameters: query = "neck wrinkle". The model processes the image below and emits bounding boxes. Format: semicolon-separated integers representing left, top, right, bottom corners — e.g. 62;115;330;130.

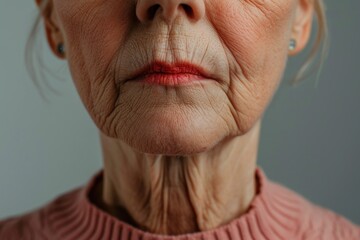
98;121;261;235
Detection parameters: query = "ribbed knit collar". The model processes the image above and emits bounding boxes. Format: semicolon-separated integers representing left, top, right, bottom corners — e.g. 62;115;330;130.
47;166;308;240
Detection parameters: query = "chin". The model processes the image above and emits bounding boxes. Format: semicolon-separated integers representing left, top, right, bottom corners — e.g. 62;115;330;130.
123;133;222;155
116;113;229;155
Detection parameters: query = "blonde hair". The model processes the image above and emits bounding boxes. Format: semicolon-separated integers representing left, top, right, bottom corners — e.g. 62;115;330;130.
25;0;329;96
291;0;329;86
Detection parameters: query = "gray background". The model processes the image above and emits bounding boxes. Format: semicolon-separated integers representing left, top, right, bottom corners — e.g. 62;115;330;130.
1;1;359;225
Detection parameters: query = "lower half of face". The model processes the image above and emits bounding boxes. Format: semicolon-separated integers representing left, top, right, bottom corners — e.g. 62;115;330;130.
56;0;295;154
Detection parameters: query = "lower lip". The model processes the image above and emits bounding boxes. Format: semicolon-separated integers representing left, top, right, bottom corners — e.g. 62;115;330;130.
132;73;205;86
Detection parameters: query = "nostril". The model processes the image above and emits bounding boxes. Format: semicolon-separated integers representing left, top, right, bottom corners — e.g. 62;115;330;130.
180;4;194;18
136;1;204;23
147;4;161;20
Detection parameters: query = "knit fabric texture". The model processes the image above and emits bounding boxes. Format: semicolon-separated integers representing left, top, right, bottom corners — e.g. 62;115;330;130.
1;167;359;240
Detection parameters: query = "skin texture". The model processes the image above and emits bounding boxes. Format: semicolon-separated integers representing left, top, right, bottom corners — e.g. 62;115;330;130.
36;0;314;235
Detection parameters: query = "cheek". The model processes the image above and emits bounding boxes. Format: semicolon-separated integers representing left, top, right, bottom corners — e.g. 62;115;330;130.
53;0;133;125
209;0;295;132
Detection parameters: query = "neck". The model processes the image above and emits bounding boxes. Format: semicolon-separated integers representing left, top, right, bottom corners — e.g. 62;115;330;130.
96;121;261;235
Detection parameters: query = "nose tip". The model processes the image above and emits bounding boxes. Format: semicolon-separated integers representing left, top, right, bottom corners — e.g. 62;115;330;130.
136;0;205;24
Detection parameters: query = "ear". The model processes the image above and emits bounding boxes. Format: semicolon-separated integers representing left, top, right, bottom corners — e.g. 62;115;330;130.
35;0;66;59
289;0;315;56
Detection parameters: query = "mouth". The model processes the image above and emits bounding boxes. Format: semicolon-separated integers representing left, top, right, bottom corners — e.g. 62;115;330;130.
125;61;212;86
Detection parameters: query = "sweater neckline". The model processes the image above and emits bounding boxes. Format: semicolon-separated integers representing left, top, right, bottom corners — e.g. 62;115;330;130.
48;166;307;240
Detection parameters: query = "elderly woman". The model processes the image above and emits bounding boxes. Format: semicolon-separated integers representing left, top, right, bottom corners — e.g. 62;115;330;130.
1;0;360;239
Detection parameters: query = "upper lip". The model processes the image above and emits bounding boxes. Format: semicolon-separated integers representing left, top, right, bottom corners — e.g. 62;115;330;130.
125;61;212;82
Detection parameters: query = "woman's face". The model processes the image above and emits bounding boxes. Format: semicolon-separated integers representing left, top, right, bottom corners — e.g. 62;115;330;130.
44;0;313;154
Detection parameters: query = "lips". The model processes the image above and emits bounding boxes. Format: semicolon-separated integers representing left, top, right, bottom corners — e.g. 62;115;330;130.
125;61;212;86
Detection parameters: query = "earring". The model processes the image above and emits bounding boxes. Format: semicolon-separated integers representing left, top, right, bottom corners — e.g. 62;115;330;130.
289;39;297;51
57;43;65;55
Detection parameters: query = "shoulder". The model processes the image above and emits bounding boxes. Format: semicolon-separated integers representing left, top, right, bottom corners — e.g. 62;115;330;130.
303;203;360;240
0;211;45;240
0;187;82;240
268;180;360;240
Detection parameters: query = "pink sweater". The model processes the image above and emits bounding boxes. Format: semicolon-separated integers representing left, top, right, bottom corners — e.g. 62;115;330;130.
1;167;359;240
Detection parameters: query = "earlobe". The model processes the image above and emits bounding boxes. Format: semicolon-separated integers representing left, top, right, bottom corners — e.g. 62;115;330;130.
35;0;66;59
289;0;314;56
44;23;66;59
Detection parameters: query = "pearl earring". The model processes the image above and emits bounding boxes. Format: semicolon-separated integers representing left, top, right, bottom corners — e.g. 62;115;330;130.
289;39;297;51
57;43;65;55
